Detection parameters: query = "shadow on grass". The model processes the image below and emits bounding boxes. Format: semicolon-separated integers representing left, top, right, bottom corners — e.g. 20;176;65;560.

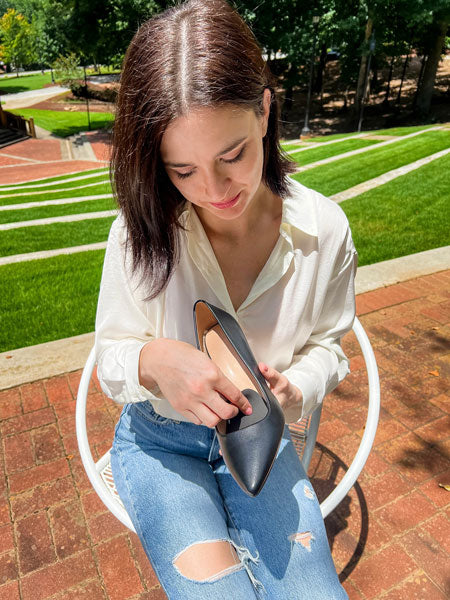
0;85;31;94
51;121;114;138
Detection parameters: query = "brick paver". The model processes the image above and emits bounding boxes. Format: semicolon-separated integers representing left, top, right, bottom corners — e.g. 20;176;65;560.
0;134;108;184
0;270;448;599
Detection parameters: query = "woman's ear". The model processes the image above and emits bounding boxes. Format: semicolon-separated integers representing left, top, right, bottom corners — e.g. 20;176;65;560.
261;88;271;137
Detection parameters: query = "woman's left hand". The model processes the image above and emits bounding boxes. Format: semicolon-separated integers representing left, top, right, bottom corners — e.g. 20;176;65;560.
218;362;304;455
258;362;303;423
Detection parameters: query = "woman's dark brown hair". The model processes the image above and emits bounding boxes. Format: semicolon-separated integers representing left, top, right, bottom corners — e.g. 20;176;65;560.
111;0;295;299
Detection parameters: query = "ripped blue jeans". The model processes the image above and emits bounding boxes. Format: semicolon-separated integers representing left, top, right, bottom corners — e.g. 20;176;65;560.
110;401;348;600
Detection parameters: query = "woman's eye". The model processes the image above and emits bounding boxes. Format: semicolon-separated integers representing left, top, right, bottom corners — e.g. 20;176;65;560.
175;171;194;180
223;145;246;164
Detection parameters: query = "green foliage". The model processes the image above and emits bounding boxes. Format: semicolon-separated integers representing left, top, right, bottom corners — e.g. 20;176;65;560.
0;8;37;71
52;51;82;86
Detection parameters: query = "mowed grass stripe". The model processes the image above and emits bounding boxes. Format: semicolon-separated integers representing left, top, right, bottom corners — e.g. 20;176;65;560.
282;142;304;151
307;131;368;143
0;250;105;352
341;152;450;267
0;197;117;224
367;124;438;137
0;175;110;196
0;168;108;190
0;194;113;212
289;138;379;166
0;217;115;257
0;183;112;206
291;130;450;196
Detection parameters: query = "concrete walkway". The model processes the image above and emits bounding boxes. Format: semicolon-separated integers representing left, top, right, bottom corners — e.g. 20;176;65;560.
0;268;448;600
1;86;68;110
330;148;450;203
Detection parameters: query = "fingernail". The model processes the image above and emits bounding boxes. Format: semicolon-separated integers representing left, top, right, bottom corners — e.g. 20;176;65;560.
245;405;253;414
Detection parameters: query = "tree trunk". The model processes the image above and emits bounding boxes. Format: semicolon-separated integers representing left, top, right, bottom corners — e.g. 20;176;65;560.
314;43;327;94
371;56;379;93
396;50;410;105
415;18;448;115
354;17;373;115
383;56;395;104
413;55;427;109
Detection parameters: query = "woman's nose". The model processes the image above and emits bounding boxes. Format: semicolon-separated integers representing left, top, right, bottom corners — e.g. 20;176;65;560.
203;169;232;202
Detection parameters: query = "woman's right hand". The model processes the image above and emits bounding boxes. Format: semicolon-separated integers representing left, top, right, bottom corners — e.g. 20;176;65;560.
138;338;252;427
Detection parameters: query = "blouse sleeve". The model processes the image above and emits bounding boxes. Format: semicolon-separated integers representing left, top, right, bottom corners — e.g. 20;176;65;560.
282;227;358;421
94;216;161;405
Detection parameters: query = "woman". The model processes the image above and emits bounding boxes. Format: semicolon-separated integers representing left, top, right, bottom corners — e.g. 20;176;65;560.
95;1;357;598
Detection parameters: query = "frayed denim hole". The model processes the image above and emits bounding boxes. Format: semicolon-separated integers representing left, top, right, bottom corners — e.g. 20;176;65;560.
172;539;244;583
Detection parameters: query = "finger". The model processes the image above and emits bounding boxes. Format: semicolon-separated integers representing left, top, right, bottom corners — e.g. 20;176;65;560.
182;409;202;426
216;373;252;415
195;403;224;429
207;391;240;421
258;362;279;385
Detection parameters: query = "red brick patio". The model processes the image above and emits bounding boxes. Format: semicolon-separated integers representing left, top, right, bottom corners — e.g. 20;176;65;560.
0;132;109;184
0;270;449;599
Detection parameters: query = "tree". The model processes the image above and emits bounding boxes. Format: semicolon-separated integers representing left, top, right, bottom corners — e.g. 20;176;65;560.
0;8;37;74
415;3;450;115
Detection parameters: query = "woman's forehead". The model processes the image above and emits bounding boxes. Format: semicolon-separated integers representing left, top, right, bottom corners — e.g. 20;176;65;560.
160;105;256;158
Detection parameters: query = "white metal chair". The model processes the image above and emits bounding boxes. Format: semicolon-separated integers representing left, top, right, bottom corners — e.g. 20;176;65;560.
76;316;380;531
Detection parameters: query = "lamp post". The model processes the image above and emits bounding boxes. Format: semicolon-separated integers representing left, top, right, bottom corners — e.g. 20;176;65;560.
301;15;320;139
83;65;91;131
357;32;376;133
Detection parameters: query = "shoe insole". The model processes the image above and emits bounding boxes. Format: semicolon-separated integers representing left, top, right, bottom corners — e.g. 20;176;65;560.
204;324;268;433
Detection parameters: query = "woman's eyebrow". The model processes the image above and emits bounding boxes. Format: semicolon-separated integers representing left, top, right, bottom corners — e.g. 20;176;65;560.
164;136;247;168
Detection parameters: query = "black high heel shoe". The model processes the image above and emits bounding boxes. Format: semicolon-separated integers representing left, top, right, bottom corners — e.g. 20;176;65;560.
193;300;285;496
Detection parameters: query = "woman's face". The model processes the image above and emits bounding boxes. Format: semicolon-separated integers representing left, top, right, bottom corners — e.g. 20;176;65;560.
160;89;271;223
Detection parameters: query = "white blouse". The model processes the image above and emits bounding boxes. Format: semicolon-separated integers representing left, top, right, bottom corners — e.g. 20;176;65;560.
95;177;358;423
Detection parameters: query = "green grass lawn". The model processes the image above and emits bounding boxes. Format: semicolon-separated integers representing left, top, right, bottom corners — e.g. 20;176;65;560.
1;197;117;224
367;124;438;137
1;124;449;351
0;250;105;351
292;130;450;196
289;138;379;166
8;108;115;137
0;183;112;206
0;168;109;189
1;217;115;257
341;152;450;266
307;131;363;143
0;72;54;95
0;174;110;196
282;142;303;151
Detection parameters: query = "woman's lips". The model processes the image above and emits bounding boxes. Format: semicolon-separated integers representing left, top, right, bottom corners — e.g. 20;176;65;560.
210;192;241;209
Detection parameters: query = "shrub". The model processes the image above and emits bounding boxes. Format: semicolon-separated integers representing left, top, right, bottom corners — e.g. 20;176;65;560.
52;53;83;87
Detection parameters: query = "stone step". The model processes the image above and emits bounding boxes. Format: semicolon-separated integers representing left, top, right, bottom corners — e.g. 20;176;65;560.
67;132;97;161
0;127;29;149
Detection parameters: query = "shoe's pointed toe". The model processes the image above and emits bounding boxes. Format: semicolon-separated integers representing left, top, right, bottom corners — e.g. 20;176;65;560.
222;431;278;496
217;390;285;496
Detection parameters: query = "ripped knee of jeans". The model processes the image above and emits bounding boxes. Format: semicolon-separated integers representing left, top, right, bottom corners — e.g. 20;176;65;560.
172;539;242;583
172;538;265;592
288;531;315;552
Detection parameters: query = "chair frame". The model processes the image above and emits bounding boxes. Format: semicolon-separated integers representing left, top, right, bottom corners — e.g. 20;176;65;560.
76;316;380;531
